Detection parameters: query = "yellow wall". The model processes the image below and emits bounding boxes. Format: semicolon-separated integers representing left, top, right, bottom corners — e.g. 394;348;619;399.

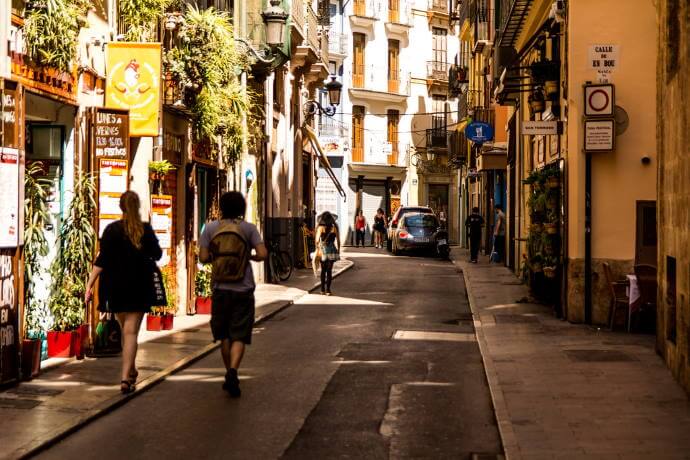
566;0;657;261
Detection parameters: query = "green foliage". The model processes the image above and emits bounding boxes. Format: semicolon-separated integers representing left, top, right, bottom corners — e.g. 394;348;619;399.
160;266;178;314
165;6;260;163
522;169;544;186
24;163;53;337
23;0;89;72
194;263;211;297
148;159;176;176
49;173;97;331
118;0;173;42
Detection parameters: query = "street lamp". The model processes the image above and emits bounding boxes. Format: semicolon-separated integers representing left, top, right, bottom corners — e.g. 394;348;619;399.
303;76;343;119
235;0;288;64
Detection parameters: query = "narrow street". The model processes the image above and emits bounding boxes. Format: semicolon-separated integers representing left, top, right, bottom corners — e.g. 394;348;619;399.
35;249;502;459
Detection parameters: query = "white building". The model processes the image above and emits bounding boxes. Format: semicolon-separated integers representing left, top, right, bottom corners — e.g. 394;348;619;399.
316;0;460;244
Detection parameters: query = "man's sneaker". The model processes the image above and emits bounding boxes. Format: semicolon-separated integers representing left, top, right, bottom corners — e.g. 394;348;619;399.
223;369;241;398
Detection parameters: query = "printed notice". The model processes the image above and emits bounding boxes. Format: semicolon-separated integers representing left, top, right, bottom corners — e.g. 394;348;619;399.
151;195;173;266
0;149;20;248
98;158;128;237
584;119;615;152
94;109;129;158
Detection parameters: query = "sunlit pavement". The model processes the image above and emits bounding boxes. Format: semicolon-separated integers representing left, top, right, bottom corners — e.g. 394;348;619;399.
453;249;690;459
33;248;502;459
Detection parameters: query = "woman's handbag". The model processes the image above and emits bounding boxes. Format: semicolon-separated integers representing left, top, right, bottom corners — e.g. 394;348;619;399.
93;302;122;356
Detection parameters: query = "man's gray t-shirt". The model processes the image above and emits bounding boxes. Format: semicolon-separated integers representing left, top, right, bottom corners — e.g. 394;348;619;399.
199;219;263;292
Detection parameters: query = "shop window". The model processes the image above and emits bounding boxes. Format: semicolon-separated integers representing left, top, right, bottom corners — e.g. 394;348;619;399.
666;255;676;344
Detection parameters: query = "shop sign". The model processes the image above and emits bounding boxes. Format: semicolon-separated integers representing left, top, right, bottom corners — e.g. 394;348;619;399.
94;108;129;158
465;121;494;144
151;195;173;267
584;119;615;152
105;42;161;137
0;149;20;248
588;44;619;82
0;250;19;385
522;120;560;136
98;158;128;237
584;84;615;117
2;86;18;148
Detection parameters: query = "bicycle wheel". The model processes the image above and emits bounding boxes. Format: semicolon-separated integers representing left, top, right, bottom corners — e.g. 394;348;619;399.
276;251;293;281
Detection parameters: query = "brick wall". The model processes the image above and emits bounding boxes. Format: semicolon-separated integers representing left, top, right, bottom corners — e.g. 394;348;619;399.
657;0;690;393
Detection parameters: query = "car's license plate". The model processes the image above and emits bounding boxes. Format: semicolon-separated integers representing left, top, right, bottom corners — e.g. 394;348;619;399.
417;237;429;243
438;239;447;245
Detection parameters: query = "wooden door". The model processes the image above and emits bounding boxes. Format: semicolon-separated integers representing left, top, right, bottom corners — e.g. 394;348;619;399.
388;0;399;22
388;40;400;93
352;106;364;162
387;110;399;165
353;33;365;88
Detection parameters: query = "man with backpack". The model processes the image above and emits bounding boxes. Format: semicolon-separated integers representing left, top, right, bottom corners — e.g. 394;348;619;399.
199;192;267;397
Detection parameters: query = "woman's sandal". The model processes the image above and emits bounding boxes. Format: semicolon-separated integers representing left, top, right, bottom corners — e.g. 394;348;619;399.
129;369;139;384
120;380;135;394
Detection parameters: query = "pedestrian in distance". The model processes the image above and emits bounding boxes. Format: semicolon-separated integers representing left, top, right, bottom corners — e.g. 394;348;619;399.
85;191;162;394
373;208;387;249
493;204;506;263
465;206;484;263
199;191;268;398
354;209;366;247
315;211;340;295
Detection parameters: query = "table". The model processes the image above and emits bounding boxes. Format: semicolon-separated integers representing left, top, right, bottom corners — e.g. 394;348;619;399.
626;274;642;332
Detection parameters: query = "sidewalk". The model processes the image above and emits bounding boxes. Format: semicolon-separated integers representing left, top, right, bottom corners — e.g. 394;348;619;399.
0;258;352;460
452;249;690;459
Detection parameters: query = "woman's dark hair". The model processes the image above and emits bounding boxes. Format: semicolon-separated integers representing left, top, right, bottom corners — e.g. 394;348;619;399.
319;211;336;227
220;191;246;219
377;208;384;214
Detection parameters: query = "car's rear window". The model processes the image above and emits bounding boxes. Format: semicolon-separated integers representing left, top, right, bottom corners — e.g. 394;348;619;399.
405;215;438;228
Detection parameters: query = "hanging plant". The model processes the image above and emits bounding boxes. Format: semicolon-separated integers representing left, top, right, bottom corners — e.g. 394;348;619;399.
165;6;261;164
23;0;90;72
49;173;97;332
118;0;174;42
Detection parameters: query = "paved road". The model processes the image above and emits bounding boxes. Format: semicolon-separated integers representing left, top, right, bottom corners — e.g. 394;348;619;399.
37;249;502;459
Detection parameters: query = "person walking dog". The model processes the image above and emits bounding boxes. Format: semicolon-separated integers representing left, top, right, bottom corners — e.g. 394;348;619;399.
315;211;340;295
85;191;162;394
199;192;267;397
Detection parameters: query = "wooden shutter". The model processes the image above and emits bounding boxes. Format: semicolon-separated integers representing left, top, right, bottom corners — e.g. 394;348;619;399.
387;110;399;164
353;33;365;88
388;40;399;93
388;0;399;22
352;106;364;162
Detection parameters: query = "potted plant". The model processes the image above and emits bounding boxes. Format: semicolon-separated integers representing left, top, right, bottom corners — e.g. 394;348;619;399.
530;254;544;273
528;88;546;113
146;307;164;331
544;168;560;189
543;234;556;256
48;173;96;358
160;266;177;330
544;210;559;234
194;263;212;314
148;160;176;194
543;256;558;279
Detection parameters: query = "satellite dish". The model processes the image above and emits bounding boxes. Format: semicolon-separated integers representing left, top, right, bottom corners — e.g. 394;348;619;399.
614;105;629;135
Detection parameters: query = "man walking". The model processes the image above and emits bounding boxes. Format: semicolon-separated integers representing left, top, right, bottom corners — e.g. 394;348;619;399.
199;192;267;397
493;204;506;264
465;207;484;263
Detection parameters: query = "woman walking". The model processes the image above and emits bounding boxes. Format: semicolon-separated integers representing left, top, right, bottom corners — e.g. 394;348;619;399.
315;211;340;295
354;209;366;247
85;191;162;394
373;208;387;249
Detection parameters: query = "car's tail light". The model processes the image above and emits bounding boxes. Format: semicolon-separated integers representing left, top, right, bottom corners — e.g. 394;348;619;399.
399;230;409;238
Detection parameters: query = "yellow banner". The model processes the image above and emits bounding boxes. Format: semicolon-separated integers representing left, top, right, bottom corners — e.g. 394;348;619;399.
105;43;161;137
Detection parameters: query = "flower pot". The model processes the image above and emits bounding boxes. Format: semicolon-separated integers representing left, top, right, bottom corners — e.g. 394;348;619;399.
195;296;212;315
531;223;543;234
530;100;545;113
546;176;560;189
71;324;89;360
146;314;162;331
531;262;543;273
47;331;74;358
21;339;42;380
544;223;558;235
545;80;559;97
161;314;174;330
543;266;557;279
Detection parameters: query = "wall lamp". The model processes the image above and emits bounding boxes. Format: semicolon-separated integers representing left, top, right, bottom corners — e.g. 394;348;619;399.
303;76;343;120
235;0;289;65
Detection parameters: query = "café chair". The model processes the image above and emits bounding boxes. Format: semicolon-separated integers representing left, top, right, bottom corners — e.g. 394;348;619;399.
633;264;657;332
603;262;629;331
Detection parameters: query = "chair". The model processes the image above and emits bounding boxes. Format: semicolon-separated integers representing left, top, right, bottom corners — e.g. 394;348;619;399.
603;262;629;330
633;264;657;332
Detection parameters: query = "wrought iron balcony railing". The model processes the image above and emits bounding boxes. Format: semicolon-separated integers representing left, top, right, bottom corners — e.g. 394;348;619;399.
426;128;448;149
427;61;450;81
350;65;411;96
428;0;448;14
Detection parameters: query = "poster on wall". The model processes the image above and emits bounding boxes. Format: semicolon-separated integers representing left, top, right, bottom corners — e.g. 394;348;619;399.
0;250;19;384
151;195;173;267
0;148;20;248
105;42;161;137
98;159;128;237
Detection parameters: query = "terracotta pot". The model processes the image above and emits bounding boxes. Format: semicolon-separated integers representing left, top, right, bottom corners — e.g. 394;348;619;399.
195;296;212;315
543;266;557;278
544;223;558;234
71;324;89;360
47;331;74;358
547;176;560;188
21;339;42;380
161;314;174;330
146;314;162;331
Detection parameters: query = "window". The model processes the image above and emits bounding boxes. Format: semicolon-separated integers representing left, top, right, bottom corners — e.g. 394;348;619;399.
387;110;399;164
432;28;447;68
353;33;365;88
432;95;447;130
387;40;400;93
388;0;399;22
352;106;365;162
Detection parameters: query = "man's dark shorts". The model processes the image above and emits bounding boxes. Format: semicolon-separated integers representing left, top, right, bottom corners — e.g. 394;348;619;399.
210;289;255;344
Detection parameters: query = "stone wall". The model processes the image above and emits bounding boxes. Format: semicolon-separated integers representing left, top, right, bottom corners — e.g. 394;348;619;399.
567;258;634;326
657;0;690;394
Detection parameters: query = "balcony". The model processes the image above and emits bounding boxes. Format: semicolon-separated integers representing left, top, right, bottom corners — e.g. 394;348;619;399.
427;0;449;16
350;143;402;165
448;131;468;167
318;117;349;138
328;30;348;56
385;0;412;36
427;61;450;81
291;0;329;80
496;0;533;47
426;128;448;149
351;0;379;28
349;65;411;103
292;0;305;32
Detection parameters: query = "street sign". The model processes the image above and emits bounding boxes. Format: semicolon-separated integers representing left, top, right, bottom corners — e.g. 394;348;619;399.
521;120;560;136
465;121;494;144
584;119;615;152
588;44;619;82
584;84;615;117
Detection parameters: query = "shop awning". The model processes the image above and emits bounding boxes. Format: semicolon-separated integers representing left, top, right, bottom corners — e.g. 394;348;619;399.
477;145;508;171
302;125;346;198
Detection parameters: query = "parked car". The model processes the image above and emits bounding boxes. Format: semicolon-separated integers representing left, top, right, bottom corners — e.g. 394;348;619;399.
391;212;440;255
387;206;433;251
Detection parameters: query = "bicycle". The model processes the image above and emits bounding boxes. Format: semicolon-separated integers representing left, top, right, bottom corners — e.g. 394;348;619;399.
268;239;293;282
